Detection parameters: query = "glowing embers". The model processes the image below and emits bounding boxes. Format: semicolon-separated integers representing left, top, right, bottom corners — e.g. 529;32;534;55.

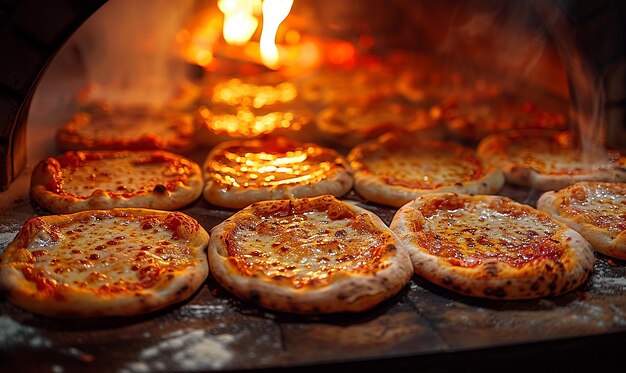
202;137;353;208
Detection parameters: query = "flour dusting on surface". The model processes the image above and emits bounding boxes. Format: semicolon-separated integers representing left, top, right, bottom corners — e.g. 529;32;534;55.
121;329;235;372
0;316;52;348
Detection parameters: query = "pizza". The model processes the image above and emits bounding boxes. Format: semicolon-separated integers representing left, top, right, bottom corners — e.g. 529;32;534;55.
204;72;298;109
195;102;313;147
395;67;501;108
208;195;414;314
0;208;209;317
348;132;504;208
316;100;444;148
298;63;396;108
477;129;626;191
445;100;567;143
56;107;196;153
390;193;595;299
203;136;353;209
75;79;202;111
30;150;203;213
537;182;626;259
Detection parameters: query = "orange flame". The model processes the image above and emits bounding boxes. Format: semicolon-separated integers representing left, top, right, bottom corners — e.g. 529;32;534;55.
181;0;321;71
260;0;294;69
218;0;260;45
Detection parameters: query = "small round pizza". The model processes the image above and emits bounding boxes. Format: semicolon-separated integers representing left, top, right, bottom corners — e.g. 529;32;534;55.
298;63;395;108
0;208;209;317
391;193;595;299
477;129;626;191
347;132;504;208
203;136;353;209
395;68;501;108
445;100;567;143
31;150;203;213
208;195;414;314
204;72;298;109
537;182;626;259
56;107;196;153
195;102;313;147
316;100;444;148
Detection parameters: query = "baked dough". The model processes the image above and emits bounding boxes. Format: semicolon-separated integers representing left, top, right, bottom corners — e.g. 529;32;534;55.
391;193;595;299
477;129;626;190
203;136;353;209
348;132;504;208
538;182;626;259
56;107;196;153
0;208;209;317
31;150;203;213
208;195;414;314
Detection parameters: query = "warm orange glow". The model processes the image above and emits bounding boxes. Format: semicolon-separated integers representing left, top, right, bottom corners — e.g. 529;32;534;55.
327;41;356;67
198;106;306;137
206;142;344;189
180;0;307;71
211;78;297;108
218;0;260;45
260;0;294;69
179;12;221;67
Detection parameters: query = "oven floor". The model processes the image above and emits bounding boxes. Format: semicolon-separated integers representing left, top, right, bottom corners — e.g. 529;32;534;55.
1;165;626;372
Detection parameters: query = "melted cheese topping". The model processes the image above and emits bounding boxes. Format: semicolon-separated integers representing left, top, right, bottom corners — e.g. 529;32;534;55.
492;132;622;175
206;141;345;188
449;102;565;132
227;208;393;288
68;111;191;143
560;183;626;233
211;78;297;108
198;106;307;137
20;213;198;294
353;146;483;189
55;152;195;197
320;102;419;133
414;197;564;268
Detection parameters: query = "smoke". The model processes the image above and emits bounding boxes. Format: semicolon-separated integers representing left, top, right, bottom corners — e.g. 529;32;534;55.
72;0;195;108
439;0;607;167
438;1;557;94
531;0;607;167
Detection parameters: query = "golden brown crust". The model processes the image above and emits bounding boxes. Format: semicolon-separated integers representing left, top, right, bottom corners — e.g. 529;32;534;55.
537;182;626;259
348;133;504;208
202;137;353;209
390;193;595;299
477;129;626;191
30;150;203;213
0;209;209;317
208;195;414;314
55;108;196;153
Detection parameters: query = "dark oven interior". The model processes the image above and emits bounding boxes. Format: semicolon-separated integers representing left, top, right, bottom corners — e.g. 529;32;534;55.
1;0;626;371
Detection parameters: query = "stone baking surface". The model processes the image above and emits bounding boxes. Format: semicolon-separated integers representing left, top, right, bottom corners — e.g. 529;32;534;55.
1;167;626;371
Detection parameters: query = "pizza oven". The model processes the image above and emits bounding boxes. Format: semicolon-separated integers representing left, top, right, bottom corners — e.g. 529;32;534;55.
1;0;625;189
1;0;626;371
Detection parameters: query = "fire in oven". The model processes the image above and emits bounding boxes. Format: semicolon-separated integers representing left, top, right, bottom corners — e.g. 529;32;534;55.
0;0;625;371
